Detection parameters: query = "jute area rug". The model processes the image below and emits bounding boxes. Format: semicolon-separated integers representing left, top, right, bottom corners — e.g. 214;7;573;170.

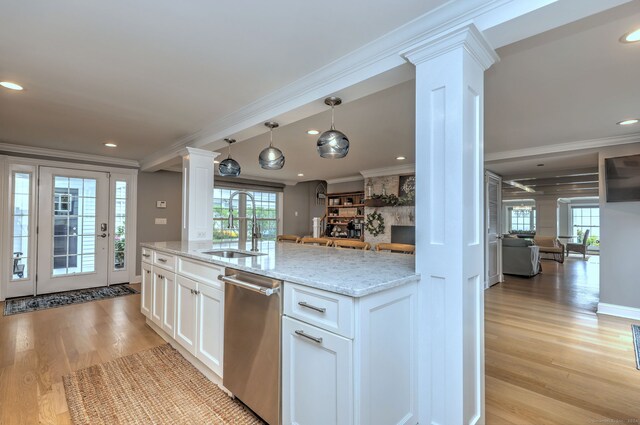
63;344;264;425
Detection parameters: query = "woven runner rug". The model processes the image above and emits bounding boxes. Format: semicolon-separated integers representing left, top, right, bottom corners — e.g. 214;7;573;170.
63;344;263;425
633;324;640;370
3;284;138;316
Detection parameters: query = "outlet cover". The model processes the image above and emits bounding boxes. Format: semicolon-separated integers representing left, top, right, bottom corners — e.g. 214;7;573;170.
155;218;167;225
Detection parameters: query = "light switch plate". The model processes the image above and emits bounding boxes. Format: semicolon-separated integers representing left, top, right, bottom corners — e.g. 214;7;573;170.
156;200;167;208
155;218;167;225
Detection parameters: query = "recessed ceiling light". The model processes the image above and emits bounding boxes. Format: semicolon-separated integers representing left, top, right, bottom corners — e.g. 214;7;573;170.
617;119;639;126
214;160;220;164
396;156;406;160
104;142;117;148
297;173;304;177
0;81;23;91
620;28;640;43
307;129;319;135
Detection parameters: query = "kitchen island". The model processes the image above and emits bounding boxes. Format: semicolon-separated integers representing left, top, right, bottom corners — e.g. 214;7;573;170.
140;240;419;425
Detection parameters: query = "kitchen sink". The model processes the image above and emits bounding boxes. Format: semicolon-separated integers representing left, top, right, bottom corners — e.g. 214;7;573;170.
202;249;265;259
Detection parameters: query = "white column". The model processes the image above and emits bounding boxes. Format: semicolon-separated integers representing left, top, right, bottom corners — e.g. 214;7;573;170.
403;24;498;425
181;147;220;241
535;196;559;237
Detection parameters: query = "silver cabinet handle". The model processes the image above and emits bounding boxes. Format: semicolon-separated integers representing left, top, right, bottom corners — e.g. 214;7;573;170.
221;274;279;297
295;330;323;344
298;301;326;313
142;253;150;258
157;258;167;263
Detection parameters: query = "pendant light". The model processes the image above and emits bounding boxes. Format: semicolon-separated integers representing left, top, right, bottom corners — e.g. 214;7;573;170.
259;121;285;170
317;96;349;159
218;138;241;177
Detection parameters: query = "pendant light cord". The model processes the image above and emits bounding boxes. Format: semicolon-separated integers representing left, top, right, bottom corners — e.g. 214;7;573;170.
269;128;273;147
331;105;335;130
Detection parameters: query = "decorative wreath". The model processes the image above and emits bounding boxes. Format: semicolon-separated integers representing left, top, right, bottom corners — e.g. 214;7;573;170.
365;211;385;236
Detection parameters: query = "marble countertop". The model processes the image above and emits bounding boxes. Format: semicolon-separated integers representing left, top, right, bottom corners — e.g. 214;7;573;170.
141;240;419;297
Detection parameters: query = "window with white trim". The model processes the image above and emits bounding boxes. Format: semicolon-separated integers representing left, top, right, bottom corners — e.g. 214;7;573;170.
11;172;31;280
213;188;278;244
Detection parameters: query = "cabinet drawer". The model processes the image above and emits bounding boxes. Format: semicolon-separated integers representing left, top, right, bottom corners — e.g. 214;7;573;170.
141;247;153;264
284;282;354;339
177;257;224;290
153;251;176;272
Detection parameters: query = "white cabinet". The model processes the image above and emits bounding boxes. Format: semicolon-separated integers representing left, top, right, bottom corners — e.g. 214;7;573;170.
196;283;224;376
283;281;418;425
175;275;198;355
162;272;176;338
141;262;152;318
282;316;353;425
151;269;164;327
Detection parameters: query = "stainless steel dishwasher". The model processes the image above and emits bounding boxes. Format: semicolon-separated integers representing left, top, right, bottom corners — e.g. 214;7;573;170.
221;268;282;425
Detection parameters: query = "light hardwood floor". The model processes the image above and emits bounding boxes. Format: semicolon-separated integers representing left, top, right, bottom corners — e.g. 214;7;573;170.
0;261;639;424
0;284;164;425
486;257;640;424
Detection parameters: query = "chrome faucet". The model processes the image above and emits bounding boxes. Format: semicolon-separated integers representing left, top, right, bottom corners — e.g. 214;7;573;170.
228;190;261;252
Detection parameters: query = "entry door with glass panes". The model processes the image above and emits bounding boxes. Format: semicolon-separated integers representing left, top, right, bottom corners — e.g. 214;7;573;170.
36;167;110;294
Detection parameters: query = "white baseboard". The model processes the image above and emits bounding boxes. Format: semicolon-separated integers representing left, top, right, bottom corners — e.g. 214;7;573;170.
130;275;142;284
597;302;640;320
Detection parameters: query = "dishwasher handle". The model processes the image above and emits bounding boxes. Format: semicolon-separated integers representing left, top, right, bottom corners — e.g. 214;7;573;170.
219;274;280;297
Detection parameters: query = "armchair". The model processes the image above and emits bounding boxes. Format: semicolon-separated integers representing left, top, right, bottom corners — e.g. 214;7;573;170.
533;236;565;263
566;230;590;259
502;238;541;277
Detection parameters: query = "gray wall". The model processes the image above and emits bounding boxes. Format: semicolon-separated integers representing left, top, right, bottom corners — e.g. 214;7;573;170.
327;179;364;193
599;142;640;310
136;171;182;274
283;180;327;236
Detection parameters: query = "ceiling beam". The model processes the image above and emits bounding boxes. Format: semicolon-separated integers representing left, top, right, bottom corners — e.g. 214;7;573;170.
141;0;614;172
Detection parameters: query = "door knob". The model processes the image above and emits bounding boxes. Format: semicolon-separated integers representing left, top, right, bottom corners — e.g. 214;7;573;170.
98;233;107;238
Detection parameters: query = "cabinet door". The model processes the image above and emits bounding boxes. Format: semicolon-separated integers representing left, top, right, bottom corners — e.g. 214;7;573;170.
140;262;152;318
175;275;198;354
162;273;176;338
196;283;224;377
151;269;164;327
282;317;353;425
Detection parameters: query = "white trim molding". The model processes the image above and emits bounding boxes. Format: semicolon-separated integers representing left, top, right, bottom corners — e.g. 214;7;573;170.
485;133;640;162
597;302;640;321
360;164;416;179
140;0;574;172
0;142;140;168
326;175;364;185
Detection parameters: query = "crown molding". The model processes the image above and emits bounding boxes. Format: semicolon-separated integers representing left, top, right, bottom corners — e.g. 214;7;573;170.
0;142;139;168
485;133;640;162
326;175;364;185
401;23;499;70
139;0;538;171
360;164;416;179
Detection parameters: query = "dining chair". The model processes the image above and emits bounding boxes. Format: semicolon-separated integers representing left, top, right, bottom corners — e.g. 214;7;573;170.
276;234;300;243
375;243;415;254
298;237;333;246
566;230;590;259
333;240;370;250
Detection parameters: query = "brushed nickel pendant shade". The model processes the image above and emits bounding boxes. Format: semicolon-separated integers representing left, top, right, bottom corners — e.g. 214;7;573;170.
218;138;241;177
259;121;285;170
317;96;349;159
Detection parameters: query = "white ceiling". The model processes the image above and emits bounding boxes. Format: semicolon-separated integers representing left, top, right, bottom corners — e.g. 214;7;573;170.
215;80;415;182
485;151;599;178
484;1;640;155
2;1;639;181
0;0;447;160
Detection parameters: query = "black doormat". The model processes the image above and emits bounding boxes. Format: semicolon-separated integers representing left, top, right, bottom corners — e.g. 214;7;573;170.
633;325;640;370
3;284;139;316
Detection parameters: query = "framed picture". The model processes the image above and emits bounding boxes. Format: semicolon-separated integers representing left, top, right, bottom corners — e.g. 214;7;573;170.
399;175;416;200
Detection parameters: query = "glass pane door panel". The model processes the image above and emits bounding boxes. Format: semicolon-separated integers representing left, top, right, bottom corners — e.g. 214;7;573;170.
51;176;97;276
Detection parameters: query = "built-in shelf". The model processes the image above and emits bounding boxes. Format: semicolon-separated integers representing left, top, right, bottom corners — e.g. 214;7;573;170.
325;191;365;240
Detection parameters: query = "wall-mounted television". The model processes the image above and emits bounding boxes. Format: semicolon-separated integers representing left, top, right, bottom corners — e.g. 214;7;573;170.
605;154;640;202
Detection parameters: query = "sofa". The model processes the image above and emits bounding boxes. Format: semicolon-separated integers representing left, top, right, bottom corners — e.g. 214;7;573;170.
502;238;541;277
533;236;565;263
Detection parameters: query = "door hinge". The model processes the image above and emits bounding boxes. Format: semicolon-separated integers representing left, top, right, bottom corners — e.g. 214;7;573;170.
35;274;38;282
36;226;39;234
